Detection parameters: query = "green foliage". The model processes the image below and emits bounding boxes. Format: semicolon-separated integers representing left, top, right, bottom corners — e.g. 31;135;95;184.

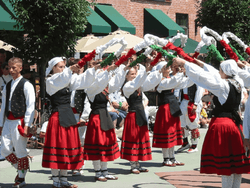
196;0;250;55
4;0;93;65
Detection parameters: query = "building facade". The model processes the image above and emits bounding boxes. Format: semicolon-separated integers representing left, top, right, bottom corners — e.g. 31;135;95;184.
88;0;201;41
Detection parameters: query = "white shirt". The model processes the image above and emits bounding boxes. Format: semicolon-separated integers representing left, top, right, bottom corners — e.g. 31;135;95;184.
46;67;96;96
80;97;91;121
157;73;194;93
86;65;127;102
0;76;35;127
184;61;230;105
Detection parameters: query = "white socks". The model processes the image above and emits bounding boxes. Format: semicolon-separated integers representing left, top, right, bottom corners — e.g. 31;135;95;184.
222;174;242;188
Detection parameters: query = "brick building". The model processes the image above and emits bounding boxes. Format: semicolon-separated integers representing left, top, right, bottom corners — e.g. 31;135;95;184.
87;0;201;41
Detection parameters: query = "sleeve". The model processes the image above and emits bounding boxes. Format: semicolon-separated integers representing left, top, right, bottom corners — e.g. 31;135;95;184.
86;70;109;102
203;63;222;83
142;92;149;102
184;61;229;105
123;70;147;98
157;73;186;92
243;98;250;139
71;67;96;91
141;71;162;92
46;67;72;96
108;65;127;93
0;86;6;127
80;97;91;121
238;68;250;88
23;82;36;127
194;86;204;105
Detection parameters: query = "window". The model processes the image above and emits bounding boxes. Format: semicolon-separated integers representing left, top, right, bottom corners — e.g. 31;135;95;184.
176;13;189;36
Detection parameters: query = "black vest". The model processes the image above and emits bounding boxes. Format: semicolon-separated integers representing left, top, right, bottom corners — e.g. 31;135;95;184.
187;84;197;102
212;82;241;119
180;84;197;102
157;90;182;117
5;78;28;118
74;90;86;114
49;87;77;128
89;92;113;131
126;90;147;127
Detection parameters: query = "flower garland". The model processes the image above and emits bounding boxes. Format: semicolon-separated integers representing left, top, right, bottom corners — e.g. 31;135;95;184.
150;52;162;66
115;48;137;66
78;50;96;68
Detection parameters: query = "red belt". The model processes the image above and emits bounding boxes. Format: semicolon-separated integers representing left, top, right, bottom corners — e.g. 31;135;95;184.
7;111;32;138
72;108;78;114
7;112;24;120
183;94;189;100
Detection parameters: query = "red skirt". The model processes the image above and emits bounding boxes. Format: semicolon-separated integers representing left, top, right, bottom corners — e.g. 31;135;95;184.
120;112;152;161
153;104;183;148
42;112;84;170
83;114;120;162
200;117;250;175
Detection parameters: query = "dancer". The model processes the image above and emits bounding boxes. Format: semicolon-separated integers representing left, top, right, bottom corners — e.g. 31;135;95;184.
173;57;250;188
121;64;162;174
0;57;35;187
83;63;129;181
42;57;96;188
177;83;204;153
153;62;193;166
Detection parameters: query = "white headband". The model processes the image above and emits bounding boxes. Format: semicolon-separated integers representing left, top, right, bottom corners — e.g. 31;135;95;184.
45;57;64;76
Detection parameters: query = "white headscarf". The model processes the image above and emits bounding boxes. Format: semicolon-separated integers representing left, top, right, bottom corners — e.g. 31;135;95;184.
45;57;64;76
220;59;244;89
151;61;167;72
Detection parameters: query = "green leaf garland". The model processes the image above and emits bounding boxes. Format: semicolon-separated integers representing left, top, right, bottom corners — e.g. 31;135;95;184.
229;44;244;61
129;54;147;67
100;53;115;67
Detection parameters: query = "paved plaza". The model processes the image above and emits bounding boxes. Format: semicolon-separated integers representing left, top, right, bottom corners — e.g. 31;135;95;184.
1;128;249;188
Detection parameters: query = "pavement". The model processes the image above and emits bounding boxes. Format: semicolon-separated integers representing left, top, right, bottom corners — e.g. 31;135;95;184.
0;128;246;188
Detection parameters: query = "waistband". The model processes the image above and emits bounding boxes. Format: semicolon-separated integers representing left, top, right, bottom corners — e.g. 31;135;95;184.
183;94;189;100
7;112;24;120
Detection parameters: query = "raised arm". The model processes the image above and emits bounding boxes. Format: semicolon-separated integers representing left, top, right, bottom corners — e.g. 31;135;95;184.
123;70;147;98
142;70;162;92
46;67;73;96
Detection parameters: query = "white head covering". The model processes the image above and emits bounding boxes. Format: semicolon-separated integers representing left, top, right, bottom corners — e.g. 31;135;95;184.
45;57;64;76
151;61;167;72
220;59;244;88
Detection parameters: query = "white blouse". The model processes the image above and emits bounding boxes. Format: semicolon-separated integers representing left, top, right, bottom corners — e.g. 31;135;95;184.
86;65;127;102
184;61;230;105
46;67;96;96
157;72;194;93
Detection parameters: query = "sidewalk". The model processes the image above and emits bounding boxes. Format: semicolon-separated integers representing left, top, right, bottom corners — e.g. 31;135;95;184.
0;129;209;188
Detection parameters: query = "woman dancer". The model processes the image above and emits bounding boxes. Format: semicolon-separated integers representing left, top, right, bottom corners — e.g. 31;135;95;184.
83;63;129;181
173;57;250;188
42;57;97;188
121;64;163;174
153;62;193;166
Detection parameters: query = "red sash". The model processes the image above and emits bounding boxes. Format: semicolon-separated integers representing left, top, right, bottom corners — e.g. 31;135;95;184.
7;112;32;137
183;94;197;123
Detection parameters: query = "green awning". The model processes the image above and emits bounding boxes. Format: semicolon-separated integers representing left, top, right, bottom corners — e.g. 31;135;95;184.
94;4;136;34
85;7;111;34
166;37;208;54
144;8;185;38
0;0;18;31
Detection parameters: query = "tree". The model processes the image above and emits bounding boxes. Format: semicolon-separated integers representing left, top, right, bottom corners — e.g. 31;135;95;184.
196;0;250;56
3;0;93;115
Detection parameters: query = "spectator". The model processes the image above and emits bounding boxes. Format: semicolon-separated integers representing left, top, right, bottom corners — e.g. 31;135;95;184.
109;91;128;129
0;62;12;104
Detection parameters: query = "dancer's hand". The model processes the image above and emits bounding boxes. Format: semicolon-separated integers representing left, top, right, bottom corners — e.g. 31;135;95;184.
173;57;186;67
23;125;29;137
191;104;197;114
244;138;250;151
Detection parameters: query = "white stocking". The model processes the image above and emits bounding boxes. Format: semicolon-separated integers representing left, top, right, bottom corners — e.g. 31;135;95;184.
169;147;175;159
51;169;60;185
222;175;233;188
162;148;169;158
100;161;108;176
92;160;101;177
232;174;242;188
